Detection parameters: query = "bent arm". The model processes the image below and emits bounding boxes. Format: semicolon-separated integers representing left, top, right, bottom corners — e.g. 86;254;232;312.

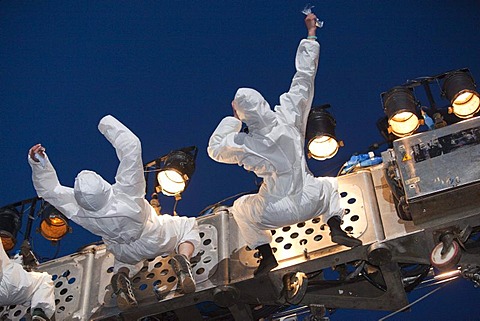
28;154;79;219
98;115;145;197
207;116;246;164
276;39;320;137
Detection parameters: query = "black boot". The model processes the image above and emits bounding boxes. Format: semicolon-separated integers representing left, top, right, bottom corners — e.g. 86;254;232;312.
254;243;278;276
31;308;50;321
327;216;362;247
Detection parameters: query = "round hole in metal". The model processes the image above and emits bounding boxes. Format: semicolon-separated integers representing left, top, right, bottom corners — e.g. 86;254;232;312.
314;235;323;242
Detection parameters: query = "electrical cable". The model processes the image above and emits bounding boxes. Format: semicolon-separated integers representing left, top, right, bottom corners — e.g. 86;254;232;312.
378;282;449;321
361;269;387;292
198;189;258;216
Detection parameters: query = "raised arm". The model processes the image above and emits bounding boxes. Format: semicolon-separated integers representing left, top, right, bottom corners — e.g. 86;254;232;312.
28;145;79;219
275;14;320;138
98;115;145;198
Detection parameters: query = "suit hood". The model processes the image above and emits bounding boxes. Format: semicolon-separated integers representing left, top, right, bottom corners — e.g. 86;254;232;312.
74;170;112;212
233;88;276;133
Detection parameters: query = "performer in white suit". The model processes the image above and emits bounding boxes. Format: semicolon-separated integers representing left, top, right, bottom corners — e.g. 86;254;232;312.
29;115;200;309
208;14;361;275
0;238;55;321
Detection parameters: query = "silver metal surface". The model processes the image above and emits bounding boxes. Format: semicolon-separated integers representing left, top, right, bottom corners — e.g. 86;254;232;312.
392;116;480;221
1;166;479;320
236;171;379;272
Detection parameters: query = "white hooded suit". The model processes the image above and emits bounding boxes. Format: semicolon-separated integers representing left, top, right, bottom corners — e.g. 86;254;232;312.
29;115;200;276
0;238;55;318
208;39;342;249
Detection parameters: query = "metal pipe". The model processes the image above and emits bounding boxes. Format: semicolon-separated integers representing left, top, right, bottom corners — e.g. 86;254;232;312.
422;80;437;112
23;197;38;241
79;247;96;317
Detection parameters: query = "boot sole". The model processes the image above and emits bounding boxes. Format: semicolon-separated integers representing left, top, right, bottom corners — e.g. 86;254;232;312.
111;274;138;309
179;274;196;294
116;292;138;310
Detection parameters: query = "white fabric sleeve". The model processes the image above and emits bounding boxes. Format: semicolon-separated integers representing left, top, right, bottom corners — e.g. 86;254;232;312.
207;116;245;164
98;115;145;198
28;154;79;219
0;237;10;279
275;39;320;138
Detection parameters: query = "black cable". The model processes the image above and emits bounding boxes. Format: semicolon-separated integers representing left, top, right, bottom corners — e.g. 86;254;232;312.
361;262;388;292
361;267;387;292
198;189;259;216
51;241;62;260
402;264;431;292
306;269;324;280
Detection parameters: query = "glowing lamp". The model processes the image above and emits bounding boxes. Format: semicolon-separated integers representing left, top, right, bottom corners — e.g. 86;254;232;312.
39;205;71;241
383;87;420;137
306;105;342;160
0;207;21;251
443;70;480;119
157;147;197;196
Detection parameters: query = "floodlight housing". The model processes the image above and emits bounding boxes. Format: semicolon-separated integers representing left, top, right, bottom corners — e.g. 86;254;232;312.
306;105;342;160
442;70;480;119
383;86;420;137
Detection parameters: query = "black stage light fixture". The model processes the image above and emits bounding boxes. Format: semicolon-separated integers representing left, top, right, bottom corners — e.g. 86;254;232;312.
157;146;198;197
0;206;22;251
442;70;480;119
306;105;343;160
382;86;420;137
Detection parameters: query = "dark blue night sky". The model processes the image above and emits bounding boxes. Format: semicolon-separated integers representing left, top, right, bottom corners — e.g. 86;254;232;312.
1;1;479;320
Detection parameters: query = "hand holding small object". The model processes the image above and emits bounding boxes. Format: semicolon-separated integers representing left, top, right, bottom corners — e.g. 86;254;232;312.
29;144;46;168
302;4;324;28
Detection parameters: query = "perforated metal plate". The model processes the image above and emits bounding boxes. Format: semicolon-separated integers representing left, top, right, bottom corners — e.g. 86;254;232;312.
0;256;88;321
103;223;219;301
238;183;369;266
0;223;218;321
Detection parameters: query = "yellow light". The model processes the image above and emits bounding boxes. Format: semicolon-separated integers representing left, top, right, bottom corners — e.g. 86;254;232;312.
157;170;186;196
435;269;461;281
451;91;480;119
308;135;339;160
389;111;419;137
40;214;69;241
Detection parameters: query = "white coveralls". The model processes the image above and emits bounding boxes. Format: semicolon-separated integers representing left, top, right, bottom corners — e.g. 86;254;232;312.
208;39;343;249
0;238;55;318
29;115;200;277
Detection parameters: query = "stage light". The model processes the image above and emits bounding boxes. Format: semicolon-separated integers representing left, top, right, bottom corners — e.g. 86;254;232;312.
0;206;21;251
38;204;71;242
306;105;343;160
442;70;480;119
382;87;420;137
157;146;198;197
